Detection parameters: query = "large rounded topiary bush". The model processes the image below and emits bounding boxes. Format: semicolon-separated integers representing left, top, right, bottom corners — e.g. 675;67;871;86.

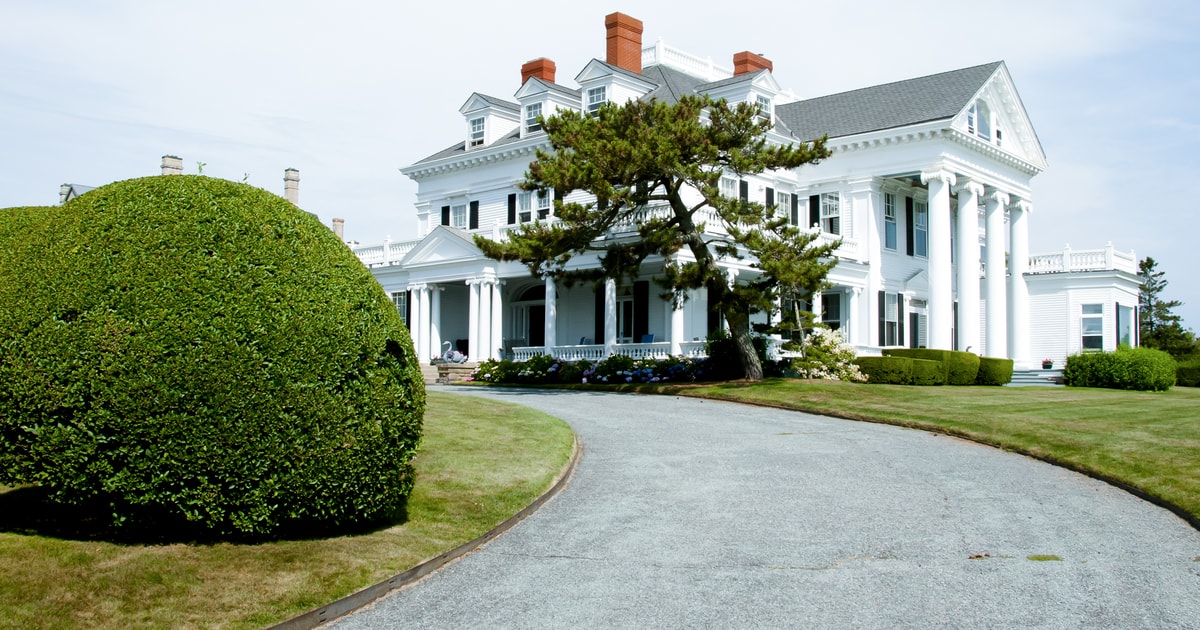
0;176;424;538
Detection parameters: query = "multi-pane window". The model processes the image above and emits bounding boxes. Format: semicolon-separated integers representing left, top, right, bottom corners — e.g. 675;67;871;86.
587;87;606;114
719;176;737;199
536;189;552;219
518;192;533;223
450;203;467;228
776;192;791;218
468;117;485;147
822;292;842;330
391;291;408;326
914;201;928;257
884;293;899;346
525;102;544;133
884;193;897;250
820;192;840;235
1082;304;1104;350
755;94;772;123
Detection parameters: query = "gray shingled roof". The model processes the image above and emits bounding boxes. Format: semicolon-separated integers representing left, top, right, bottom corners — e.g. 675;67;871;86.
523;77;582;100
776;61;1003;141
640;65;708;104
695;70;764;93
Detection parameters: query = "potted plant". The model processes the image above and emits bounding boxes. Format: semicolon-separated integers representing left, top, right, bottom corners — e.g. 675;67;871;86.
1042;358;1054;369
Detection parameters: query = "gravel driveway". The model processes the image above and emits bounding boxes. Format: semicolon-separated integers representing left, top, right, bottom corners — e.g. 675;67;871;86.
330;388;1200;629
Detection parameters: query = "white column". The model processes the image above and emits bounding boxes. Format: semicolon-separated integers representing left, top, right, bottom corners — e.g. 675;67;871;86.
670;294;685;356
1008;199;1032;366
811;291;823;326
955;180;983;353
409;284;424;361
467;280;480;361
417;284;432;362
544;275;557;357
603;277;617;356
921;169;956;350
490;280;503;361
478;280;492;363
429;284;442;359
848;287;861;345
984;190;1009;358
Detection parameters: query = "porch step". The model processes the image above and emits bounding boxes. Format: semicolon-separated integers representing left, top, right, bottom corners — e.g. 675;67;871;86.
419;364;440;385
434;362;478;385
1006;369;1064;387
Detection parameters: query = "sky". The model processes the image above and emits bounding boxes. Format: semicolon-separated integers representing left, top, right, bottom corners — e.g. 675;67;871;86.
2;1;1198;329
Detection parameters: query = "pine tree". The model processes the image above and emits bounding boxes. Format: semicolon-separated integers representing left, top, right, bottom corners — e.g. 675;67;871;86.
476;95;838;380
1138;256;1195;356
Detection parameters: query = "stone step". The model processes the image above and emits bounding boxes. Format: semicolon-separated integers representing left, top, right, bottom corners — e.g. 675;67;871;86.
1006;369;1064;387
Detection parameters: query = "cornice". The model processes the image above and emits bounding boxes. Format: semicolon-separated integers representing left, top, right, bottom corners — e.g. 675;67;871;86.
402;138;550;180
824;124;1043;177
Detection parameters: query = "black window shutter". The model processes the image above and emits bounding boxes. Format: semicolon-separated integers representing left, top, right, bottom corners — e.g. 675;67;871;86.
634;280;649;341
765;187;774;208
739;180;748;202
594;285;604;345
878;290;885;345
897;294;906;346
791;193;799;226
441;205;450;226
405;290;412;326
952;301;959;350
905;197;914;256
809;195;820;229
507;193;517;224
469;200;479;230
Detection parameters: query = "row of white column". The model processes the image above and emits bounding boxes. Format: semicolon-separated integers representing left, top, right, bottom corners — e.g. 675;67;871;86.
920;170;1030;363
409;279;503;363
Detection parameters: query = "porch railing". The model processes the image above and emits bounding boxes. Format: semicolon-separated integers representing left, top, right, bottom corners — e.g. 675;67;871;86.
1028;243;1137;275
510;340;709;363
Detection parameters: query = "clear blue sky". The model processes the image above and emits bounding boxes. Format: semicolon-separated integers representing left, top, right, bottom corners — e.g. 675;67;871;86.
2;1;1197;330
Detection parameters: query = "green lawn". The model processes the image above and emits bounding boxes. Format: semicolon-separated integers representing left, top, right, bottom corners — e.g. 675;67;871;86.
665;380;1200;525
0;391;575;630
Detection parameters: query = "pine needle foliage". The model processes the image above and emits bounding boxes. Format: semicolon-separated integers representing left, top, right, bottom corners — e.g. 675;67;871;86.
476;95;838;379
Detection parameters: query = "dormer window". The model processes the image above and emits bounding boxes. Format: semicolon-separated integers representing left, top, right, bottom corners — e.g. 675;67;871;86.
587;86;607;114
525;103;543;133
755;94;772;123
469;117;485;148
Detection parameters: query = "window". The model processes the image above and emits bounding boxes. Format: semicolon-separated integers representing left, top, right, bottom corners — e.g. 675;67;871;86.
1082;304;1104;350
719;176;737;199
525;103;542;133
468;117;485;148
914;201;928;257
518;191;533;223
822;292;841;330
755;94;772;123
450;203;467;228
587;86;606;114
1118;304;1135;346
820;192;840;235
884;293;899;346
976;100;992;140
616;295;634;343
884;193;897;251
776;191;791;218
391;291;408;326
536;188;552;219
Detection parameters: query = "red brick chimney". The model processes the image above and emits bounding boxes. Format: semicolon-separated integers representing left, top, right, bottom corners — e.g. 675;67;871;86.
605;12;643;74
733;51;773;76
521;57;557;84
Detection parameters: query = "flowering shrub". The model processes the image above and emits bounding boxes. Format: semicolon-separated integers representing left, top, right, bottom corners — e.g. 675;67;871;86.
787;327;867;382
472;354;709;385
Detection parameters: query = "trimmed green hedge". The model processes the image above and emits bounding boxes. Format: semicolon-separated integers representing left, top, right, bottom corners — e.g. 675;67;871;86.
910;358;946;386
1176;357;1200;388
884;349;980;385
975;356;1014;386
855;356;911;384
0;176;424;538
1063;346;1176;392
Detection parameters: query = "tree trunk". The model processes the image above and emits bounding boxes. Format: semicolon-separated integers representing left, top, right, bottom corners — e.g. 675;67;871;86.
725;309;763;380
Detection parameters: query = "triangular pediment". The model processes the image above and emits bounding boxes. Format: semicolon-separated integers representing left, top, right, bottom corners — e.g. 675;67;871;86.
459;92;519;117
905;268;929;294
515;77;551;100
401;225;488;266
953;63;1047;170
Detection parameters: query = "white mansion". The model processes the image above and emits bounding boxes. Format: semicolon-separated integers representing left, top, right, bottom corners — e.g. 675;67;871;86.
353;12;1140;370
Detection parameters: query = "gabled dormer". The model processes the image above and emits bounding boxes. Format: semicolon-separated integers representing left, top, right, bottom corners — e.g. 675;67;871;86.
953;62;1047;170
697;52;782;125
514;58;582;139
458;93;520;150
575;58;659;114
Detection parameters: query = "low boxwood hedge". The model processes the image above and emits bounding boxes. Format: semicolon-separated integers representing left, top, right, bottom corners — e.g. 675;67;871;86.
910;358;947;386
975;356;1014;386
1063;346;1176;392
0;176;424;539
855;355;911;384
884;349;980;385
1176;356;1200;387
